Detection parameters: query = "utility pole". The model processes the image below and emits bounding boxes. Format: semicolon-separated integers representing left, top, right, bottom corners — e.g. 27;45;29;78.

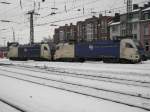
26;0;42;45
27;10;34;45
126;0;132;37
12;27;15;42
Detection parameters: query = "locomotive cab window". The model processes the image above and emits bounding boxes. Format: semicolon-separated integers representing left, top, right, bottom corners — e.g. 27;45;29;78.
126;43;133;48
44;46;48;51
56;46;60;50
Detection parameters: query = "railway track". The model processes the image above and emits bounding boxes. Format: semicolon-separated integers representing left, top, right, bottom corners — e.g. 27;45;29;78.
44;66;150;86
43;65;150;82
0;65;150;111
0;98;26;112
1;64;150;98
6;64;150;88
85;61;150;71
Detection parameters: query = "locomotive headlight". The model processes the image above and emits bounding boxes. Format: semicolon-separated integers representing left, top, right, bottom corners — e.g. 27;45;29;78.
135;55;139;58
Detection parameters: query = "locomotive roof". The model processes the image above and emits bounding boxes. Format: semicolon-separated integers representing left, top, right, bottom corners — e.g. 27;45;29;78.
77;40;121;45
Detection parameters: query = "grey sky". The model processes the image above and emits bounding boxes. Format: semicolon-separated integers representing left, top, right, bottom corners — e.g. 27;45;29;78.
0;0;148;46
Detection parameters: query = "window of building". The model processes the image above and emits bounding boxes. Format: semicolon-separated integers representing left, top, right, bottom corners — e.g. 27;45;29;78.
101;21;105;28
145;42;149;51
121;23;126;29
59;31;64;41
144;13;149;20
112;26;118;32
132;34;137;40
133;23;137;30
121;30;126;36
101;20;107;33
132;13;138;19
86;23;94;41
144;24;149;35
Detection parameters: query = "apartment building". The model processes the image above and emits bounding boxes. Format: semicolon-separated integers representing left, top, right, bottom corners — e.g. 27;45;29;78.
109;3;150;56
53;15;112;43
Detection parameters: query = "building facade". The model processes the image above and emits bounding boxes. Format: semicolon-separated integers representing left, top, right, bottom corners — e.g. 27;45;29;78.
53;24;77;44
109;3;150;56
140;7;150;55
53;15;112;43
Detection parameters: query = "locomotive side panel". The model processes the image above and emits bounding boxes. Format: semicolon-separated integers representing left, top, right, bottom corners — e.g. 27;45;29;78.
75;41;120;60
18;45;41;60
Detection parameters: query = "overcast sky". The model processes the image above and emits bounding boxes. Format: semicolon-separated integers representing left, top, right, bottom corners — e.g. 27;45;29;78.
0;0;148;46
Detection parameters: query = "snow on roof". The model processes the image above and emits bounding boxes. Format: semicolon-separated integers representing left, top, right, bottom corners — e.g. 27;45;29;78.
143;7;150;11
109;22;120;26
132;9;140;12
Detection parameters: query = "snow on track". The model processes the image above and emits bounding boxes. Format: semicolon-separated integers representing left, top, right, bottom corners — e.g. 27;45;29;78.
1;65;150;98
0;65;150;111
0;100;25;112
0;59;150;112
0;75;146;112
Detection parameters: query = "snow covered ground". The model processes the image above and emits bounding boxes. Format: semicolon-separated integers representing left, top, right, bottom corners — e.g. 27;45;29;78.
0;59;150;112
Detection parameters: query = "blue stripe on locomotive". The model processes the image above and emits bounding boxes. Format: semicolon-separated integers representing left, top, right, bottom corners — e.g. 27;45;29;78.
75;40;120;59
18;44;41;58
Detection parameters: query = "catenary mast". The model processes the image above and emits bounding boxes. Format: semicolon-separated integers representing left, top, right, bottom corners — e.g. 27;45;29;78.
126;0;133;37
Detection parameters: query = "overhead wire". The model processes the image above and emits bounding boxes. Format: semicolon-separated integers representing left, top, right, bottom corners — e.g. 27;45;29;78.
0;0;150;43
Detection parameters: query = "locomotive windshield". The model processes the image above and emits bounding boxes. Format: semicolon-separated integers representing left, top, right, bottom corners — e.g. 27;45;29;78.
44;46;48;51
126;43;134;48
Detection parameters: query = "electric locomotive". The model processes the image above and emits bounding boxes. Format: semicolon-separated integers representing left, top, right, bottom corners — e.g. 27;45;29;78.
7;42;52;61
54;39;141;63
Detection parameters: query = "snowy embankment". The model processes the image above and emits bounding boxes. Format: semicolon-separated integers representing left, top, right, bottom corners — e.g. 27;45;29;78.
0;75;145;112
0;59;150;112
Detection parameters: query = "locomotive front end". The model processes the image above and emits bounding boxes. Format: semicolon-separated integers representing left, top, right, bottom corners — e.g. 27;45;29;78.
120;39;141;63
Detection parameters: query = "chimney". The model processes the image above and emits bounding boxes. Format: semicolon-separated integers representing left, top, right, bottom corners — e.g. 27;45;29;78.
113;13;120;22
144;4;149;9
148;2;150;7
133;4;139;10
115;13;120;17
99;14;103;18
70;23;73;26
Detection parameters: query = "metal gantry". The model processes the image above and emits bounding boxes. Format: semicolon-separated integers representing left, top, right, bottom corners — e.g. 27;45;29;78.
126;0;133;37
27;11;34;45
